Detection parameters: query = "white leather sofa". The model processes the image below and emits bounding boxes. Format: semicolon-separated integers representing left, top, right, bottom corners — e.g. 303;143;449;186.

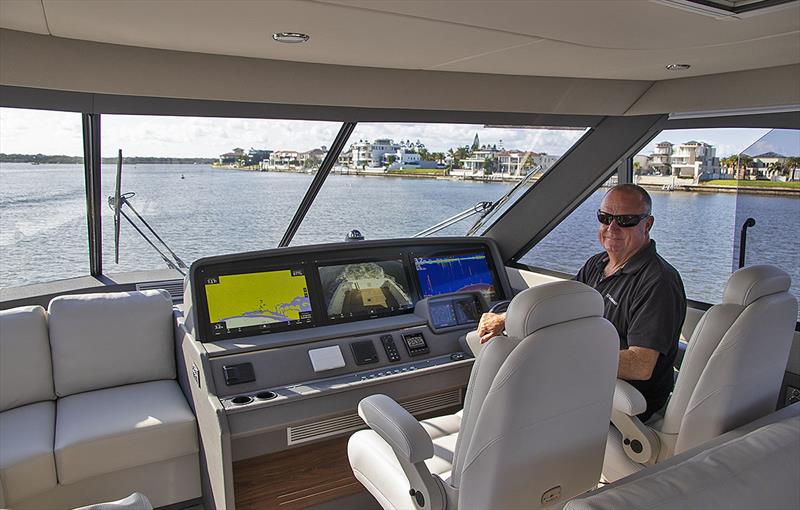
0;290;201;509
567;402;800;510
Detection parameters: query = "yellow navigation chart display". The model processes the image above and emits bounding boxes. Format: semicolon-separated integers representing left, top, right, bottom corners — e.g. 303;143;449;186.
204;268;312;334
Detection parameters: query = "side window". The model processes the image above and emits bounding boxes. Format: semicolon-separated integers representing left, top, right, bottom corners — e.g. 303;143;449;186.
521;127;799;313
1;108;88;287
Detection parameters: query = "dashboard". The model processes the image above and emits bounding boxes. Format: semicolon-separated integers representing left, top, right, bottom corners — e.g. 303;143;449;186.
188;238;507;343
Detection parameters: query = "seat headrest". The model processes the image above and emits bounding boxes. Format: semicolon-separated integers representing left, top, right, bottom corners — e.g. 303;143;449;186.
505;280;604;339
722;265;791;307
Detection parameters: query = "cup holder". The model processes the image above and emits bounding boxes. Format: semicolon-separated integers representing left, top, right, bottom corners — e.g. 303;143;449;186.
256;391;277;400
231;396;253;405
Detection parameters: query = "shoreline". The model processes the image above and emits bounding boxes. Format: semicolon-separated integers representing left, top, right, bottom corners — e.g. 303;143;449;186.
214;164;800;196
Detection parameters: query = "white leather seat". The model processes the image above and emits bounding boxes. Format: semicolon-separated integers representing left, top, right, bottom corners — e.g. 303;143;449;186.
0;305;58;505
349;280;620;510
604;265;798;482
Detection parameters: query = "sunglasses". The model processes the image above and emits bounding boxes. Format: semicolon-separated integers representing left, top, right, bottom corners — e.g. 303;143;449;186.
597;210;650;227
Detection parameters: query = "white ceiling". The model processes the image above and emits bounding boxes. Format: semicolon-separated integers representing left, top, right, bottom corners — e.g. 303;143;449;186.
0;0;798;81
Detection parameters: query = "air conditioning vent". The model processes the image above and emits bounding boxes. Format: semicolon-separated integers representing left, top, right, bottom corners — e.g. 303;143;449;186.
287;388;462;445
136;279;184;303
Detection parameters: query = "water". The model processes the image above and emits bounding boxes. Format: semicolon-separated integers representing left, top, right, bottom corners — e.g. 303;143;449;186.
1;163;798;310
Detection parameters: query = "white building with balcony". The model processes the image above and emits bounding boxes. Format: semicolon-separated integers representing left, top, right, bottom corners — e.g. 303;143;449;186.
671;141;720;181
351;138;400;168
650;141;673;175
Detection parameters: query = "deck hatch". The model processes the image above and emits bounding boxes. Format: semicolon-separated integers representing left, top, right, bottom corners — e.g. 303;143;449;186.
287;388;462;445
136;279;184;303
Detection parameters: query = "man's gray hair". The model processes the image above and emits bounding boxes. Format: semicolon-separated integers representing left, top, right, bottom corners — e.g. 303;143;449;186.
607;184;652;214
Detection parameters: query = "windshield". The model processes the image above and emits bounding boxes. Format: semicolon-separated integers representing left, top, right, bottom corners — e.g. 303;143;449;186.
290;123;588;245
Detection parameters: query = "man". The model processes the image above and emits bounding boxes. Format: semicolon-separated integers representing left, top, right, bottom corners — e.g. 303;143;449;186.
478;184;686;421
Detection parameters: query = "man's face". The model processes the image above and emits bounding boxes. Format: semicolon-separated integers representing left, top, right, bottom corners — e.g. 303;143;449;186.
597;189;653;261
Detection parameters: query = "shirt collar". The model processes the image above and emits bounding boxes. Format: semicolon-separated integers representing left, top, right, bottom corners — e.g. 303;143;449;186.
594;240;657;276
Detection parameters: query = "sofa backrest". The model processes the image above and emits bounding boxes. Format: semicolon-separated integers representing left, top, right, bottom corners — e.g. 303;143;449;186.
0;305;55;411
566;411;800;510
48;290;176;397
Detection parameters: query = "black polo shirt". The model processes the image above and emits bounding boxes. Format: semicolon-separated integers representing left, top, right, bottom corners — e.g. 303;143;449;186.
576;240;686;420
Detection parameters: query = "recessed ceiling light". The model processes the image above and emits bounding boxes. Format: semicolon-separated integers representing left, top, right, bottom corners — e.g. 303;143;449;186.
272;32;310;44
666;63;691;71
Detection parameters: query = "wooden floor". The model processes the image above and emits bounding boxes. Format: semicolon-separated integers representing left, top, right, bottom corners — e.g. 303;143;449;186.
233;436;363;510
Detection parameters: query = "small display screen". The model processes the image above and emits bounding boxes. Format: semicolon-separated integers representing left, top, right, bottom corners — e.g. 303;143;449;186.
319;260;414;320
415;252;497;301
204;268;312;337
430;301;458;328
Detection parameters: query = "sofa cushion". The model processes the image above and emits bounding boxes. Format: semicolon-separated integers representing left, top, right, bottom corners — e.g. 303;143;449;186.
0;305;55;411
55;380;198;484
48;290;176;396
0;401;57;504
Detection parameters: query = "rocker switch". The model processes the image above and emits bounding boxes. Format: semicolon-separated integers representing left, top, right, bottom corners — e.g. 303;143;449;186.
380;335;402;362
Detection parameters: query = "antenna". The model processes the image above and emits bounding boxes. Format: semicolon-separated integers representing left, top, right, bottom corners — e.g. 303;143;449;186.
113;149;122;264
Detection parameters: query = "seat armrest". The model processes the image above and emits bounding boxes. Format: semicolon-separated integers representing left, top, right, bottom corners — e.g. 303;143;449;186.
358;394;433;464
358;395;445;510
613;379;647;416
610;380;660;465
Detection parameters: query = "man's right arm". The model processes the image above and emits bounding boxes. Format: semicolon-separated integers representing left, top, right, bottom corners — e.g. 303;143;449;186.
477;312;506;344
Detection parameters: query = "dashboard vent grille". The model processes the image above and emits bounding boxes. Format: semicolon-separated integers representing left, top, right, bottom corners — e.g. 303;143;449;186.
287;388;462;445
136;280;184;303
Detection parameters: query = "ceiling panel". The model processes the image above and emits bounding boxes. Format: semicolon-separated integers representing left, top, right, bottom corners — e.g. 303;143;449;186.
322;0;800;50
432;31;800;80
37;0;533;70
0;0;48;34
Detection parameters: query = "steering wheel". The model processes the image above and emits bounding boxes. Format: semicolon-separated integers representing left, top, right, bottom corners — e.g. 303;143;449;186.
487;300;511;314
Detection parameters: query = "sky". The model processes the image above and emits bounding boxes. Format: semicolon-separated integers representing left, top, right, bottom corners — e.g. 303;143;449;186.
0;107;795;159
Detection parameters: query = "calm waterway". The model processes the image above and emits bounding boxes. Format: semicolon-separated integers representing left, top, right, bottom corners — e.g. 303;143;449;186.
1;163;798;310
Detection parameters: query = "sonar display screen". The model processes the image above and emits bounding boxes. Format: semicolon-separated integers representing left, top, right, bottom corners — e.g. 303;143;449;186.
204;268;313;337
319;260;414;320
415;252;497;301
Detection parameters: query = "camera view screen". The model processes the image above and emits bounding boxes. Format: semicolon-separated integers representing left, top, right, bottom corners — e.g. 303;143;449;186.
204;268;313;337
415;252;497;301
319;260;414;320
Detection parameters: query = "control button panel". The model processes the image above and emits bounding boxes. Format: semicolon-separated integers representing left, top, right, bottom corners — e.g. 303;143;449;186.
380;334;402;362
402;332;430;357
220;353;471;411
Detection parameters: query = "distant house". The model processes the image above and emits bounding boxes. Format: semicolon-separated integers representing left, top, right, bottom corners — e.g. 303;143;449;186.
671;141;720;181
269;150;300;167
247;148;272;165
649;141;673;175
218;147;247;166
300;148;327;168
350;139;400;168
461;149;497;173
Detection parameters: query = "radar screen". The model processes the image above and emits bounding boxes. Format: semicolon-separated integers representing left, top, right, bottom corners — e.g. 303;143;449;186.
204;268;313;337
319;260;414;320
414;252;497;301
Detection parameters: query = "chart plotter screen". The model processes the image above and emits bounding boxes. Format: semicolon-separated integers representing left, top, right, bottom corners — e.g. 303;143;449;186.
204;268;313;337
414;252;497;301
